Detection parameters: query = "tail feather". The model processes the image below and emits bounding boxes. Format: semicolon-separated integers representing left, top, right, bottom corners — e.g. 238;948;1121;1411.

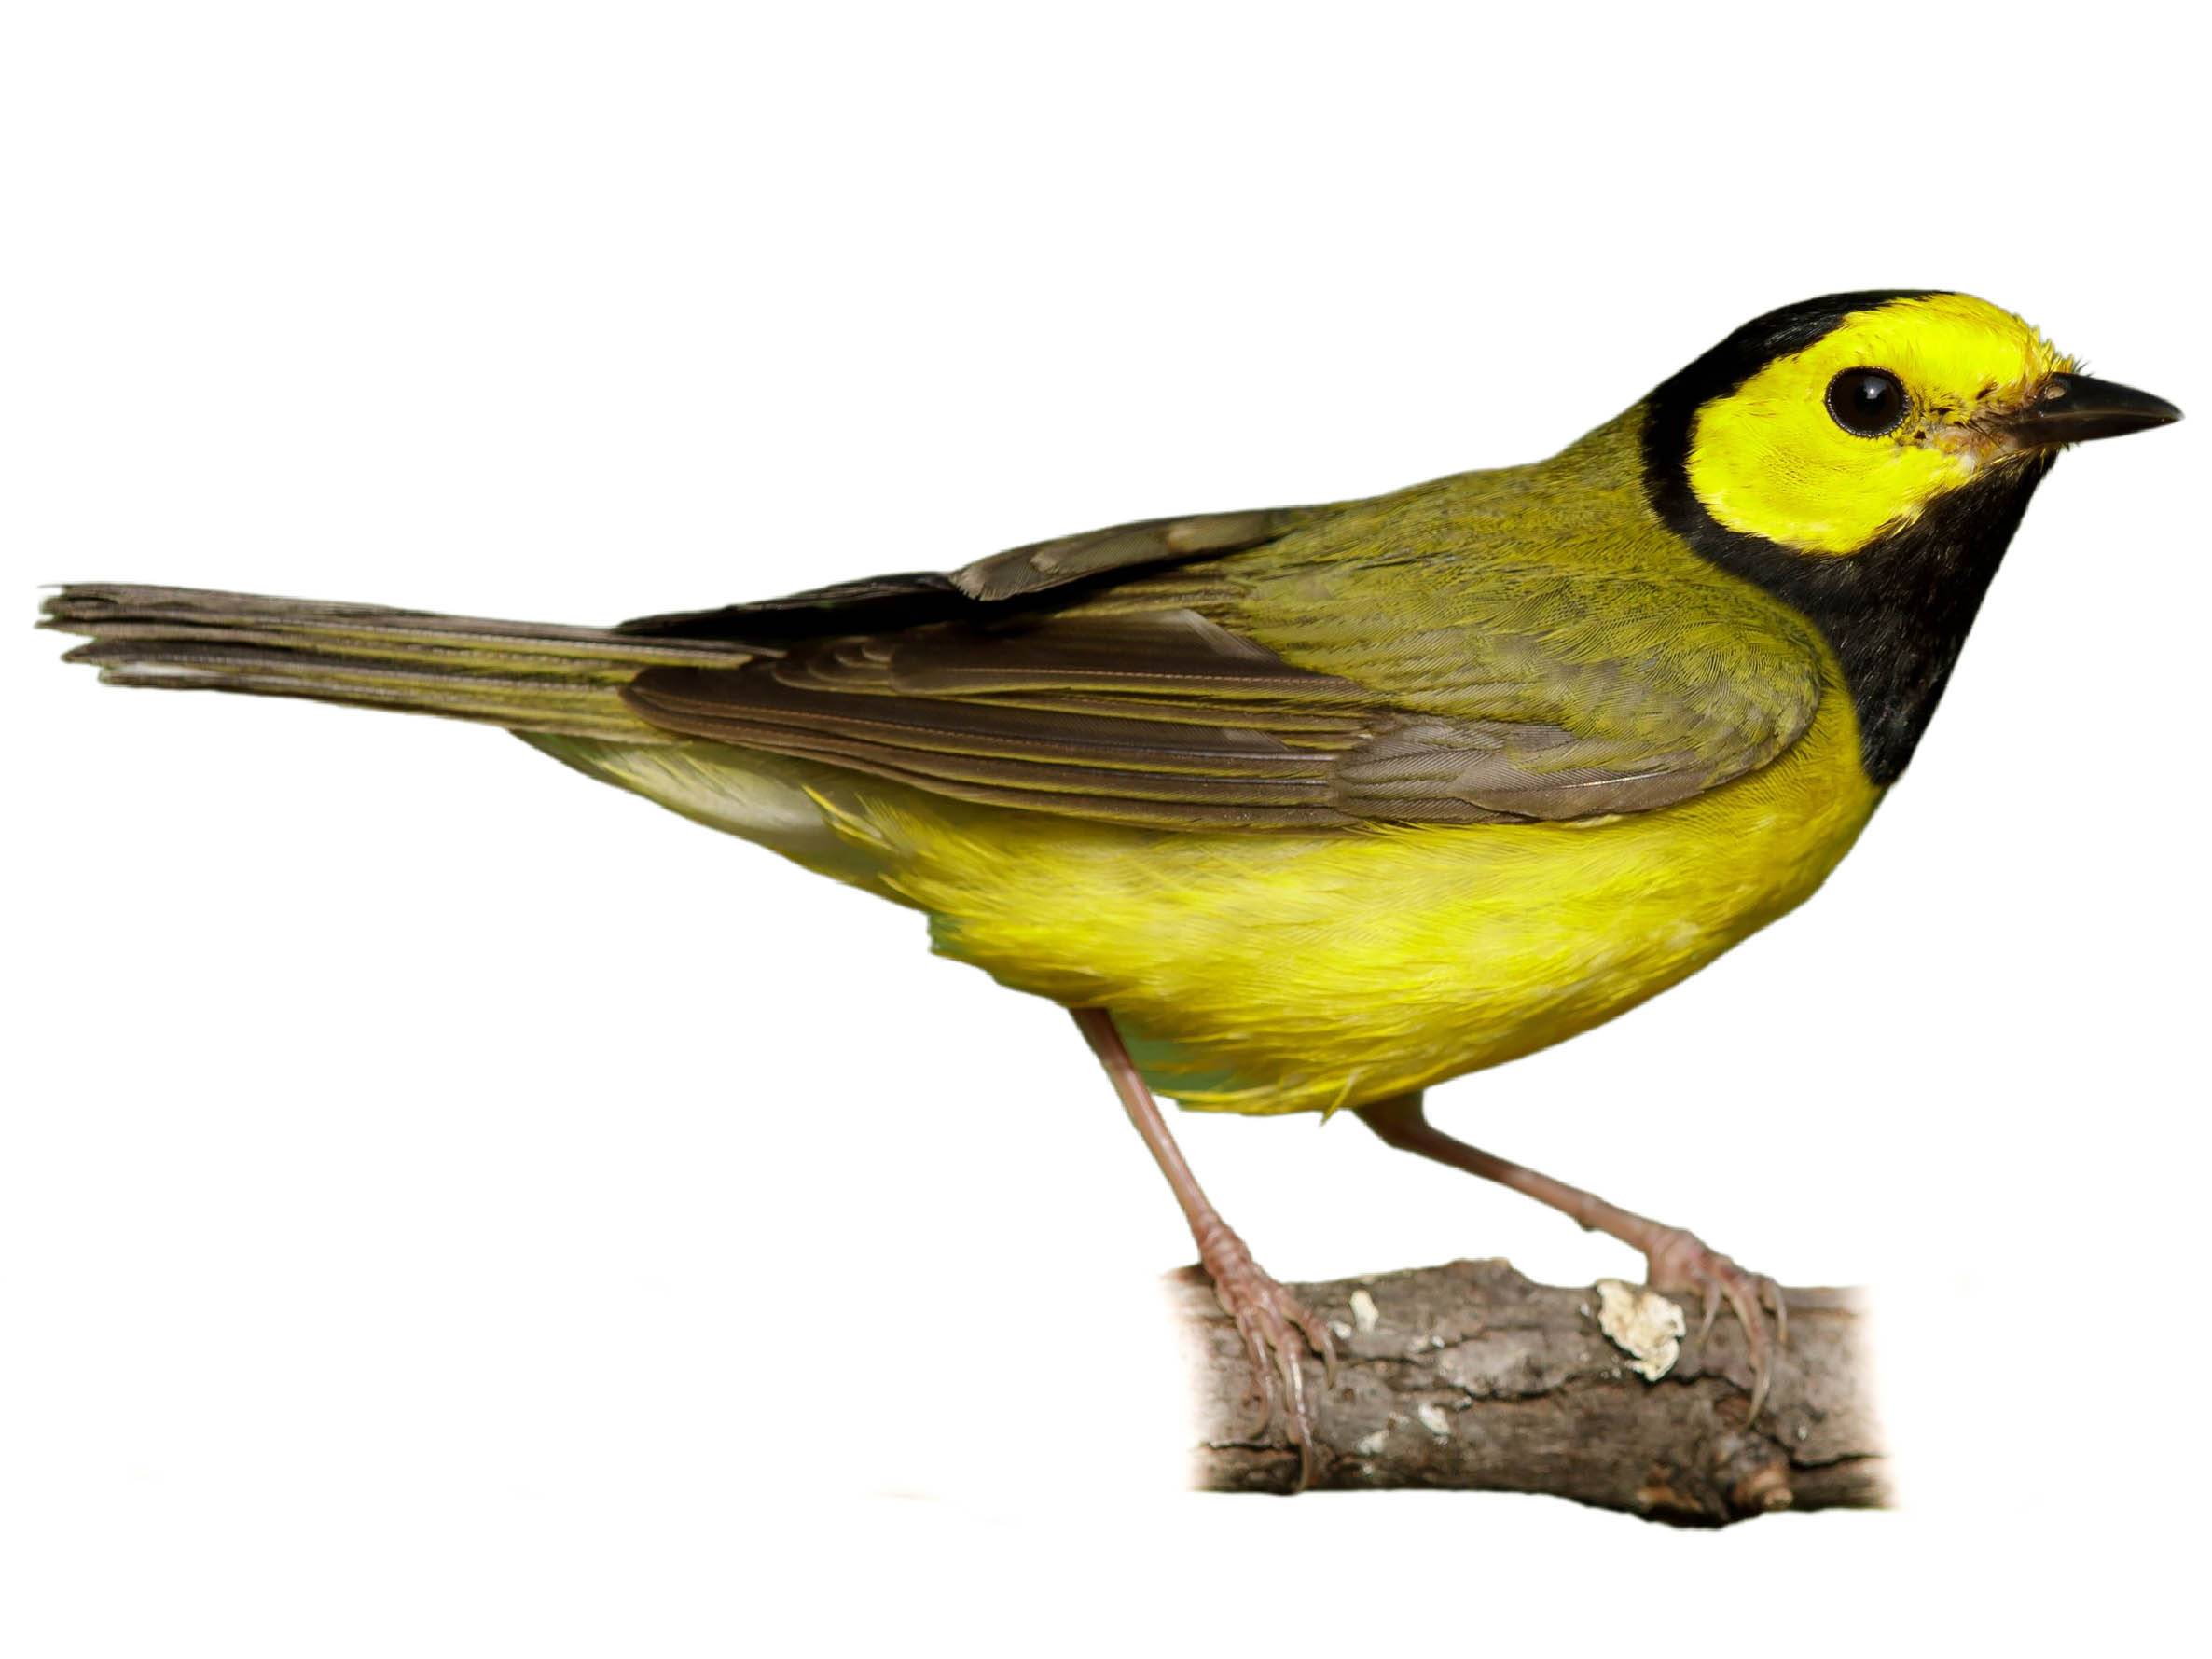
43;584;757;741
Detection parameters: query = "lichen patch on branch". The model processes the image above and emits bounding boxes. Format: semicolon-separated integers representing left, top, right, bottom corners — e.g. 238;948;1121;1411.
1594;1279;1688;1382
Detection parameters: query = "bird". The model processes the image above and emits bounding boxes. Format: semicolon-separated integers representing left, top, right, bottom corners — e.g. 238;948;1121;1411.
42;290;2180;1486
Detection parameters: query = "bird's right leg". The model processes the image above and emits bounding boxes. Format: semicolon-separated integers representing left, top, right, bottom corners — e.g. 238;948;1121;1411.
1357;1091;1786;1417
1071;1008;1336;1489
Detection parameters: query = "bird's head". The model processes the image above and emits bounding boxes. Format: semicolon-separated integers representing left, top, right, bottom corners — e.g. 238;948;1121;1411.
1638;292;2179;784
1642;290;2178;558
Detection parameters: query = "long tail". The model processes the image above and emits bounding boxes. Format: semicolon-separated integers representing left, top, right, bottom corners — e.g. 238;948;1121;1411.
41;584;753;742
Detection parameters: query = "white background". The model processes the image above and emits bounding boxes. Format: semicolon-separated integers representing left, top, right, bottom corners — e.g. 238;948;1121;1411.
5;5;2206;1653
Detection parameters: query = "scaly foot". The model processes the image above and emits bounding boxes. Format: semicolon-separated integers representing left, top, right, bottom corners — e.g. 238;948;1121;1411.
1643;1225;1788;1418
1196;1224;1338;1489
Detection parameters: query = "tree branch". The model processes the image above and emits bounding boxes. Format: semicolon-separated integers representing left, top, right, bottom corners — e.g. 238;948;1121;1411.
1171;1258;1887;1523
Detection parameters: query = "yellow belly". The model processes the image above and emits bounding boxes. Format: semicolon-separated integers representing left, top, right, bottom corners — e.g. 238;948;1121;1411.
532;677;1878;1115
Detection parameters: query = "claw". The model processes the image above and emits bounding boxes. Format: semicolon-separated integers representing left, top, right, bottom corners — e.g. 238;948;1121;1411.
1274;1343;1314;1490
1290;1302;1341;1389
1225;1302;1280;1441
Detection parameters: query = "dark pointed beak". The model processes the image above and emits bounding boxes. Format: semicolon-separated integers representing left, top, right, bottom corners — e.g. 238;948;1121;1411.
2004;373;2183;447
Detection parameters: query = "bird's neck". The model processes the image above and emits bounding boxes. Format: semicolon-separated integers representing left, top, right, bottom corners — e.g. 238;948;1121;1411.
1633;405;2051;784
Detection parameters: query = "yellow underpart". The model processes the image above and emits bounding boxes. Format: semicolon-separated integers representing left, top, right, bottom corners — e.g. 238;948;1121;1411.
542;654;1879;1116
1688;294;2072;555
873;675;1876;1112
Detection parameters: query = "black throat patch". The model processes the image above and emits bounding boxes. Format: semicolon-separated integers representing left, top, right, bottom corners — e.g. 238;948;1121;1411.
1638;293;2049;785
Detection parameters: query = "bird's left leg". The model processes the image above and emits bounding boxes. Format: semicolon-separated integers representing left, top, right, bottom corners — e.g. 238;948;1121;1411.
1356;1092;1786;1417
1071;1008;1337;1487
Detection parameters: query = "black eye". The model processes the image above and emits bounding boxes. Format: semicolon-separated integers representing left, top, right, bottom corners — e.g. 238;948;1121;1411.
1826;368;1908;437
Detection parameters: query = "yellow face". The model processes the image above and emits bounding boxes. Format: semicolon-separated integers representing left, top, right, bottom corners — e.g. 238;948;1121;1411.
1684;294;2075;555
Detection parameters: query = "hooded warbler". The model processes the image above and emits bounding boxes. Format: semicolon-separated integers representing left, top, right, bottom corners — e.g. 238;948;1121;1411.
44;290;2181;1484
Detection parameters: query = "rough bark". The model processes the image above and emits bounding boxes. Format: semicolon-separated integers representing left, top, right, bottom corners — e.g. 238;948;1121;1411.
1171;1258;1887;1523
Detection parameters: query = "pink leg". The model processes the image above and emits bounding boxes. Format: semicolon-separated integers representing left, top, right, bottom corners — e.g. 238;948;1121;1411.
1358;1093;1786;1417
1072;1008;1337;1487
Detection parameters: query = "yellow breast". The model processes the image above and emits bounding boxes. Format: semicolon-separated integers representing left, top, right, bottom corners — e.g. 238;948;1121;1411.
823;660;1880;1115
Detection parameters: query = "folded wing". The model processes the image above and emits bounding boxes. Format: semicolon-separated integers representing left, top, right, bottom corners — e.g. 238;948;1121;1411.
617;502;1825;832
